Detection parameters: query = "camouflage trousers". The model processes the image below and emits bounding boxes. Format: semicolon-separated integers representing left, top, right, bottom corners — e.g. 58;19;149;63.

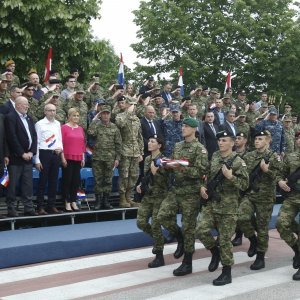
238;197;273;252
137;193;167;252
276;196;300;249
92;160;114;194
157;190;200;253
196;204;237;266
118;156;139;195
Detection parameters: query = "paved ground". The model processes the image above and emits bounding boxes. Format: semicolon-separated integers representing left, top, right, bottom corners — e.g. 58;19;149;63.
0;229;299;299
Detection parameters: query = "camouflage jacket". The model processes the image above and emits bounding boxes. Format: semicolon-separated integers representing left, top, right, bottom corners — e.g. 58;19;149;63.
115;111;144;157
162;119;183;157
206;151;249;214
284;128;295;154
87;120;122;161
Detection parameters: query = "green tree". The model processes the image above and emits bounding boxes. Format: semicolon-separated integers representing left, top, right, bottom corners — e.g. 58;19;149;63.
132;0;299;106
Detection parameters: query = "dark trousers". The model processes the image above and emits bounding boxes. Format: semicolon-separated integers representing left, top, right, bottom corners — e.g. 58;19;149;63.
62;160;81;203
36;150;60;209
6;164;34;213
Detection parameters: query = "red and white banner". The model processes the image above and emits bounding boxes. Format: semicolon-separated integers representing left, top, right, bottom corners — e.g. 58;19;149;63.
224;70;231;94
44;48;52;82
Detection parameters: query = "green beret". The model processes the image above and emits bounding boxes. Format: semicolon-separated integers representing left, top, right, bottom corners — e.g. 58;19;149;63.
183;118;198;128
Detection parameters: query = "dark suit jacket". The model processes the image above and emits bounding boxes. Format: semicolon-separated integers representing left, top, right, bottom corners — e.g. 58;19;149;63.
0;114;9;177
161;91;173;107
204;122;219;160
212;108;226;127
219;121;237;137
5;109;37;165
0;100;15;115
140;117;163;156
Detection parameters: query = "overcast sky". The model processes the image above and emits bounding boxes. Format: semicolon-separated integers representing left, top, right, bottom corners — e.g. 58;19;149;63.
91;0;143;69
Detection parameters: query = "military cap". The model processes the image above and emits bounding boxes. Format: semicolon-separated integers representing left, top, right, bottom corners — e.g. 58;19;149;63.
75;89;85;94
295;131;300;138
183;117;198;128
283;116;292;122
115;84;124;90
216;130;235;139
238;90;246;96
51;93;60;97
238;110;246;117
95;98;105;105
223;93;231;99
0;74;8;81
24;83;34;89
48;78;61;84
170;103;181;112
141;93;150;99
117;95;126;102
125;96;137;104
269;107;278;115
254;130;271;138
152;93;161;99
28;68;37;75
236;132;247;138
5;59;15;67
100;105;111;113
147;76;155;81
210;88;219;94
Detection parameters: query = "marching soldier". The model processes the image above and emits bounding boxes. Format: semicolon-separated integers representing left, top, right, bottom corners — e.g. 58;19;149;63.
197;131;248;286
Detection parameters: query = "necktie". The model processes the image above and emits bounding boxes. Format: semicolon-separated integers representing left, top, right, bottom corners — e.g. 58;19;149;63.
210;124;216;136
149;121;155;135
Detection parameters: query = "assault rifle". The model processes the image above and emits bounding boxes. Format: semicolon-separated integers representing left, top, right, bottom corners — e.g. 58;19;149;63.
240;151;273;197
279;166;300;198
201;154;238;204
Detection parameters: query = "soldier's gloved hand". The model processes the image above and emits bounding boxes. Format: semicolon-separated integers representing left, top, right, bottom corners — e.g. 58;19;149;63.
278;180;291;192
222;164;233;179
260;159;269;173
200;187;208;200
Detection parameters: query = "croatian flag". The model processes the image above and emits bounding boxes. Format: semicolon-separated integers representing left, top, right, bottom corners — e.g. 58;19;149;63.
77;189;86;200
44;47;52;82
86;146;93;157
224;70;231;93
178;67;184;97
0;167;9;187
117;53;125;86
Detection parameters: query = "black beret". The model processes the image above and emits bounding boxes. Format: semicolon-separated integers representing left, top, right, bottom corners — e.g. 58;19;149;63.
49;69;58;75
182;96;191;101
254;130;271;138
48;79;61;84
216;130;235;139
117;95;126;102
116;84;124;90
147;76;154;81
236;132;247;138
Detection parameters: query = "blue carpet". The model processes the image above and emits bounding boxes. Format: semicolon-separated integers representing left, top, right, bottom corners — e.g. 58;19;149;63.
0;204;290;269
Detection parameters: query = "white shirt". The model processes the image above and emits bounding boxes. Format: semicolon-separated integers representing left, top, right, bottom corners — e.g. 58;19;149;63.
35;117;63;164
17;111;32;150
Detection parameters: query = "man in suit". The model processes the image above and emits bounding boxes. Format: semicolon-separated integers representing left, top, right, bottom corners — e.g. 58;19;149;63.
0;85;22;115
220;110;238;137
5;96;38;217
212;98;226;127
203;111;219;160
161;82;173;107
0;113;9;218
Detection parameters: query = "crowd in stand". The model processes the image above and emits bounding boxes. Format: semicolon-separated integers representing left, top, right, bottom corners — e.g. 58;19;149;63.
0;59;299;219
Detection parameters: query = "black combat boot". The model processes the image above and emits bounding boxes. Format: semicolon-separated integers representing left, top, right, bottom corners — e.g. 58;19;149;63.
292;244;300;269
213;266;232;286
208;246;220;272
231;230;243;246
174;228;184;259
247;235;257;257
94;194;102;210
148;251;165;268
293;268;300;281
250;251;265;270
173;252;193;276
102;193;113;209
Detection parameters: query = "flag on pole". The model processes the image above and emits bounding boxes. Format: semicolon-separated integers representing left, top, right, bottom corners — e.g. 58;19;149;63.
224;70;231;94
178;67;184;97
0;167;9;187
117;53;125;86
44;48;52;82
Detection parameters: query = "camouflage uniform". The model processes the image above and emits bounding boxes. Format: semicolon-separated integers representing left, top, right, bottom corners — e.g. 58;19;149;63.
235;121;250;139
276;149;300;251
115;111;144;204
85;88;105;109
197;151;249;266
191;95;206;119
158;139;208;254
284;128;295;153
0;91;9;105
255;120;285;154
64;99;88;131
88;119;122;194
137;153;168;253
238;149;280;253
27;97;39;124
162;119;183;157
